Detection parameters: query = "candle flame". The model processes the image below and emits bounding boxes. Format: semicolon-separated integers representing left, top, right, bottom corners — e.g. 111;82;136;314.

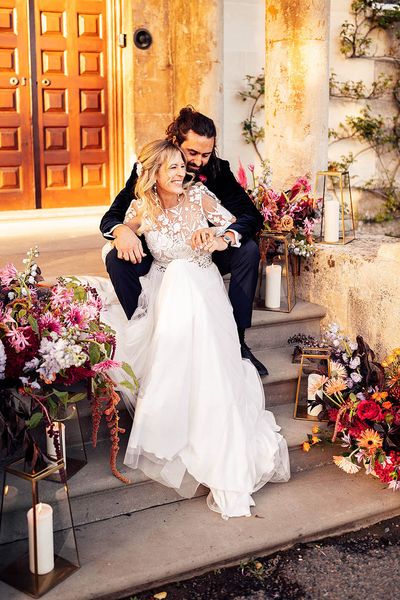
64;485;67;492
4;485;8;496
37;502;43;513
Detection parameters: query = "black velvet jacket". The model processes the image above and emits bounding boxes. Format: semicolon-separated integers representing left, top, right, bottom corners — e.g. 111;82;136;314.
100;158;263;242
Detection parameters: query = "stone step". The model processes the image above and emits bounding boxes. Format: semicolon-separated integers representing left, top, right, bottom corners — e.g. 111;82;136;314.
2;460;400;600
0;403;332;541
248;300;326;350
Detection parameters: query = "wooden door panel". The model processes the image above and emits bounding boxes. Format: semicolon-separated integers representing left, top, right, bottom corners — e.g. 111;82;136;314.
0;0;35;210
35;0;110;208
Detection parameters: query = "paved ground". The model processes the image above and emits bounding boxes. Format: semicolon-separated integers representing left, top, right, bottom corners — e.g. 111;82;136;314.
129;516;400;600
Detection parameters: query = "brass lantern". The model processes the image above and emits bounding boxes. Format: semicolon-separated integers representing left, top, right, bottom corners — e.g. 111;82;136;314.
315;170;356;245
294;348;331;421
0;459;80;597
255;231;297;313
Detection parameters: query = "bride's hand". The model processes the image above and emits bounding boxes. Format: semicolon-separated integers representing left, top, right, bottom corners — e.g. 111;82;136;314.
203;237;229;253
191;227;215;250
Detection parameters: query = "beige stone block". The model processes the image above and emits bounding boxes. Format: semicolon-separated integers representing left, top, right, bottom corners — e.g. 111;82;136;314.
297;235;400;358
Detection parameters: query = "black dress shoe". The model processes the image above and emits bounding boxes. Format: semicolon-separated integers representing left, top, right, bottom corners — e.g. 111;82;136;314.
240;342;269;377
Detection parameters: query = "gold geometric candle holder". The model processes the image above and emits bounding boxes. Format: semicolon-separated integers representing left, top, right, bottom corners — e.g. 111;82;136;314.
294;348;331;421
315;170;356;245
0;458;80;598
255;231;297;313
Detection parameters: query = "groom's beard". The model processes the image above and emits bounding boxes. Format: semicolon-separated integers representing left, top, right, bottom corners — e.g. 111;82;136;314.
186;163;207;176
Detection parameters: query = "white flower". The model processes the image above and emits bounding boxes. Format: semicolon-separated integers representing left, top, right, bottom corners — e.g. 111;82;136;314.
136;161;143;177
27;276;35;284
342;353;349;363
349;341;358;351
349;356;361;369
21;288;27;296
0;340;6;379
350;371;362;383
388;480;400;492
19;376;30;385
330;361;347;379
8;292;15;300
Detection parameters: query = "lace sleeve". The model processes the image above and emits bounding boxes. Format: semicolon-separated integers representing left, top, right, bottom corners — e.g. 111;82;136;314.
200;189;236;234
124;200;138;224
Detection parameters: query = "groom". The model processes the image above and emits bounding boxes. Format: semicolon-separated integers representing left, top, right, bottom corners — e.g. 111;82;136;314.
100;106;268;376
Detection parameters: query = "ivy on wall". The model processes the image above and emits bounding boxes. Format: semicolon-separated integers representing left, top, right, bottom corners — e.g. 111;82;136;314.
329;0;400;222
238;0;400;223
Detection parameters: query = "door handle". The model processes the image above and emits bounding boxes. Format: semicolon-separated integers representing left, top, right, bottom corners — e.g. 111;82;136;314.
42;78;51;86
9;76;19;86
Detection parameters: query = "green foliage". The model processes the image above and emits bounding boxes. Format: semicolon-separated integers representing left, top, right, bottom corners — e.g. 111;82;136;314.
238;73;265;161
331;1;400;222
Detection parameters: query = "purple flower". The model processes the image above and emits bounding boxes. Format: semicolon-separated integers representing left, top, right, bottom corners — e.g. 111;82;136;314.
350;371;362;383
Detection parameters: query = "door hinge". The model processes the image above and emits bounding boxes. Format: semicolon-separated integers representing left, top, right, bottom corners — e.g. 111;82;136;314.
118;33;127;48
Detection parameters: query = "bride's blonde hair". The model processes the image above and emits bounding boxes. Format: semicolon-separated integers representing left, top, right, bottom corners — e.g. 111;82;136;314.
134;139;190;232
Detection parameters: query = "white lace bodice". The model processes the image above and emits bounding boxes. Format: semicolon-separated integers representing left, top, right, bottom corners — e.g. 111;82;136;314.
125;184;235;269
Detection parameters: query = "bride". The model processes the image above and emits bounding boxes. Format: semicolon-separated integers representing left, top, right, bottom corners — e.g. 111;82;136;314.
97;139;290;519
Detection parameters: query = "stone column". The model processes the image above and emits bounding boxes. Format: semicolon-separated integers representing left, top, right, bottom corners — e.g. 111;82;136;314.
265;0;330;189
171;0;223;136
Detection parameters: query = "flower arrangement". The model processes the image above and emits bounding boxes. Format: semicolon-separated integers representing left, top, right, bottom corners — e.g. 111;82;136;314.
237;161;322;258
298;323;400;491
0;248;135;482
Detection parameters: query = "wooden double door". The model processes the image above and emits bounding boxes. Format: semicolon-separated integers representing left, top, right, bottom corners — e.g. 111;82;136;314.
0;0;114;210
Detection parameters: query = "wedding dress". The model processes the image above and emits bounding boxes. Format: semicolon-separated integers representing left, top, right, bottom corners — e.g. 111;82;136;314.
94;184;290;519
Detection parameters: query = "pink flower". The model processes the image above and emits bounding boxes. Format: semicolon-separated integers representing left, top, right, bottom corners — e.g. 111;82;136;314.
38;312;63;335
248;164;255;173
50;285;75;309
236;160;248;190
6;326;32;352
0;263;18;287
302;217;315;236
198;174;207;184
94;332;108;343
92;359;122;372
67;306;87;328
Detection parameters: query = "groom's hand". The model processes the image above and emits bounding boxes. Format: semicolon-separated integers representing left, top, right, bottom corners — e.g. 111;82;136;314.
191;228;214;250
113;224;146;263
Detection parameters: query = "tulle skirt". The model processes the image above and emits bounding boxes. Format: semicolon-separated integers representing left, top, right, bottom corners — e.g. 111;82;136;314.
90;258;290;519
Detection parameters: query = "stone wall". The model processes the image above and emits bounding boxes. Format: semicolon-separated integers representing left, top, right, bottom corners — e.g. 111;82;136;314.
297;235;400;359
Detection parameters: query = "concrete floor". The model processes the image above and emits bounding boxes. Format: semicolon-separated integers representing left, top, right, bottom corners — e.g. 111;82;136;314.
0;206;107;280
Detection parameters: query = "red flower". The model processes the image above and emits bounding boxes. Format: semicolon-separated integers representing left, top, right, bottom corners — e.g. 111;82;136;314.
4;327;39;379
357;400;382;421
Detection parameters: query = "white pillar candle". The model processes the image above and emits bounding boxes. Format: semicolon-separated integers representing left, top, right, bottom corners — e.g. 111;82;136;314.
265;264;282;309
307;373;323;417
46;422;66;467
27;503;54;574
324;198;340;243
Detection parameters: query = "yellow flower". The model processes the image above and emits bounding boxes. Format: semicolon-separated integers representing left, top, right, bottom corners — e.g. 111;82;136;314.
255;562;263;570
387;354;396;365
357;429;383;454
311;435;321;445
381;361;388;368
325;377;347;396
302;442;311;452
394;348;400;356
312;425;320;434
333;455;361;474
154;593;167;600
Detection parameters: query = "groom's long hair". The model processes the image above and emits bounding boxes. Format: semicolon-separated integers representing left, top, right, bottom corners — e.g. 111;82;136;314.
165;106;219;177
134;140;190;233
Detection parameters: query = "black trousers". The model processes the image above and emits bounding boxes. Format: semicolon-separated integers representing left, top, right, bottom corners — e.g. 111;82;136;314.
105;239;260;329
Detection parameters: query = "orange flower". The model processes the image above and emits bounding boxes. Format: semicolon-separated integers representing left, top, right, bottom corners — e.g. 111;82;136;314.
311;435;321;444
382;401;392;409
325;377;347;396
312;425;320;434
302;442;311;452
357;428;383;454
372;391;388;401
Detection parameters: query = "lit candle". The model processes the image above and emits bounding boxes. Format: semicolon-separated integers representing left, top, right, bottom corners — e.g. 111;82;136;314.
265;264;282;309
27;503;54;574
324;198;340;243
46;422;66;467
307;373;323;417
